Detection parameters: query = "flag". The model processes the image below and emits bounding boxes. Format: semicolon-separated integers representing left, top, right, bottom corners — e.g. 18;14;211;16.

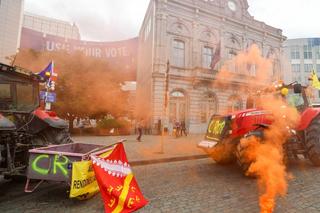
309;70;320;89
91;143;148;213
37;61;57;81
69;160;100;200
210;42;221;71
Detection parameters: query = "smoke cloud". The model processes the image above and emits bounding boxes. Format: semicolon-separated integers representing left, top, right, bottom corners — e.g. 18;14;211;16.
213;44;300;212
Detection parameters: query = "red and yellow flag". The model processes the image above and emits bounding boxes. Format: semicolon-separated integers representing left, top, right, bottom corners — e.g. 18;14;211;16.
91;143;148;213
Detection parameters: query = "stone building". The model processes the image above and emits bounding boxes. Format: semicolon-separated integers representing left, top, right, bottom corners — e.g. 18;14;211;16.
136;0;286;133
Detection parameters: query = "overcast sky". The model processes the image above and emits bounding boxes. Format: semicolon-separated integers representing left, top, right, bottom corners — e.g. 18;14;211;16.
24;0;320;41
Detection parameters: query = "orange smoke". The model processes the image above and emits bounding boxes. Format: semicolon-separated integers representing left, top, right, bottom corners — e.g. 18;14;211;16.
14;49;130;119
214;44;274;92
214;44;299;212
240;97;300;213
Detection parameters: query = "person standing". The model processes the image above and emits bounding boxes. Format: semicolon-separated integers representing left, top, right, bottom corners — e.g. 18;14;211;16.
136;121;143;142
175;120;181;138
157;119;162;135
180;120;187;136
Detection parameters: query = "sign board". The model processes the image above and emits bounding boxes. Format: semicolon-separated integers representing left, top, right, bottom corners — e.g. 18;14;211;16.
20;28;138;81
40;91;56;103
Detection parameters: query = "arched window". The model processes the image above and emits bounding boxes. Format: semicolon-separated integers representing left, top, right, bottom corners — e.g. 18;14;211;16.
227;95;242;112
200;93;218;123
172;39;185;67
169;90;186;123
202;46;213;69
225;34;241;72
226;36;241;59
171;91;185;98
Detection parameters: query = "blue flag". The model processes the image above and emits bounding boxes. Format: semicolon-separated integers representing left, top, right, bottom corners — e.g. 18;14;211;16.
37;61;56;79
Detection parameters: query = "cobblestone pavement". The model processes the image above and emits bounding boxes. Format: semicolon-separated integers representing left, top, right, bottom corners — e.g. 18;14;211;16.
1;158;320;213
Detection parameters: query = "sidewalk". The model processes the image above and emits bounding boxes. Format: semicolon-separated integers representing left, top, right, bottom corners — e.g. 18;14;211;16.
72;134;208;165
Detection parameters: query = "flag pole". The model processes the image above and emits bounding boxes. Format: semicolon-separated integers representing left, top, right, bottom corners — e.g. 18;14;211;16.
160;60;170;154
44;60;53;111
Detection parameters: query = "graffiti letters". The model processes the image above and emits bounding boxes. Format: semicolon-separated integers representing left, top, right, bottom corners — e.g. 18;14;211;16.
208;120;226;135
31;154;49;175
53;154;69;176
31;154;70;177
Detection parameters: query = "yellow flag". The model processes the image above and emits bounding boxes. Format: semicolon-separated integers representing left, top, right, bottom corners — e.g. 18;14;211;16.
311;70;320;90
69;149;113;200
69;160;99;200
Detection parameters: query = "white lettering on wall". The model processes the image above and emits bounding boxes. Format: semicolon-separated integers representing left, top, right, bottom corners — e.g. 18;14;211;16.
45;41;130;59
46;41;71;53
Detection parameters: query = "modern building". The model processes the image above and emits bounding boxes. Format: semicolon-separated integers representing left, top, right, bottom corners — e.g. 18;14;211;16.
23;12;81;40
136;0;286;133
284;38;320;103
0;0;24;64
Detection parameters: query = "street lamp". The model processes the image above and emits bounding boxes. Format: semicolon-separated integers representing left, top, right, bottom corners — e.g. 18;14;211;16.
159;60;170;154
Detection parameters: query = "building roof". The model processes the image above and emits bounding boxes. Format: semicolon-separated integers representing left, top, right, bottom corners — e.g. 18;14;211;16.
24;11;78;27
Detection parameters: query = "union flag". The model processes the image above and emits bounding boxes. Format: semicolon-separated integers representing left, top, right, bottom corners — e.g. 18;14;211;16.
91;143;148;213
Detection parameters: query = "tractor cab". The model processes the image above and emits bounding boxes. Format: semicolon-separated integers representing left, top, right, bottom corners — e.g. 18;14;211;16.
0;63;72;179
254;82;309;112
285;83;309;111
0;63;40;113
199;80;320;172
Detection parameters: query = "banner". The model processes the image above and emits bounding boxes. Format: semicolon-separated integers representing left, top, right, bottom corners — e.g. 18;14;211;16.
20;28;138;81
91;143;148;213
69;160;99;200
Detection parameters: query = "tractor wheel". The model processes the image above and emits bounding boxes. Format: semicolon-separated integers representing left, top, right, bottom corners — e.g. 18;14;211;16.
305;116;320;166
33;128;73;146
235;136;260;176
208;139;236;165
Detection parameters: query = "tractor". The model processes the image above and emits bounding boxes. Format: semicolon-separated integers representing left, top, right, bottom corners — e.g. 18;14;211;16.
0;63;72;179
198;81;320;174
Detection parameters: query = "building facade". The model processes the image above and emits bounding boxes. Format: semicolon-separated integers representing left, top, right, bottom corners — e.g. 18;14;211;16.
284;38;320;103
0;0;24;64
23;12;81;40
136;0;285;133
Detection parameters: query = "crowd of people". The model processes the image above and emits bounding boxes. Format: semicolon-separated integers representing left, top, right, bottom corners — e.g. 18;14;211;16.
73;117;97;128
135;119;188;141
172;120;187;138
70;117;188;142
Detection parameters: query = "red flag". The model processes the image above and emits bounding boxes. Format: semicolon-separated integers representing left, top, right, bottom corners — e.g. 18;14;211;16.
210;42;221;71
91;143;148;213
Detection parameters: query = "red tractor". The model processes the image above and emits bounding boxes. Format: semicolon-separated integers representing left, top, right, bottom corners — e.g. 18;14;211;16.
0;63;72;179
198;82;320;174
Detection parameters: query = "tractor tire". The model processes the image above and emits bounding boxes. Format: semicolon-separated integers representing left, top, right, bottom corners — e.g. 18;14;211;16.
305;116;320;166
33;128;73;146
208;139;236;165
235;136;260;177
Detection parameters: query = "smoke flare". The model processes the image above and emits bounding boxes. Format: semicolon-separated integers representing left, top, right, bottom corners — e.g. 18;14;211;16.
214;45;300;212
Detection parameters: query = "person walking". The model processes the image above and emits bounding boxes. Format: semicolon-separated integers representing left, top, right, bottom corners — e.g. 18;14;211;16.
180;120;187;136
175;120;181;138
136;121;143;142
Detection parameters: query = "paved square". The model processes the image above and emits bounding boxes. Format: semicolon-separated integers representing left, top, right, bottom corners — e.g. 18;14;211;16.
1;135;320;213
